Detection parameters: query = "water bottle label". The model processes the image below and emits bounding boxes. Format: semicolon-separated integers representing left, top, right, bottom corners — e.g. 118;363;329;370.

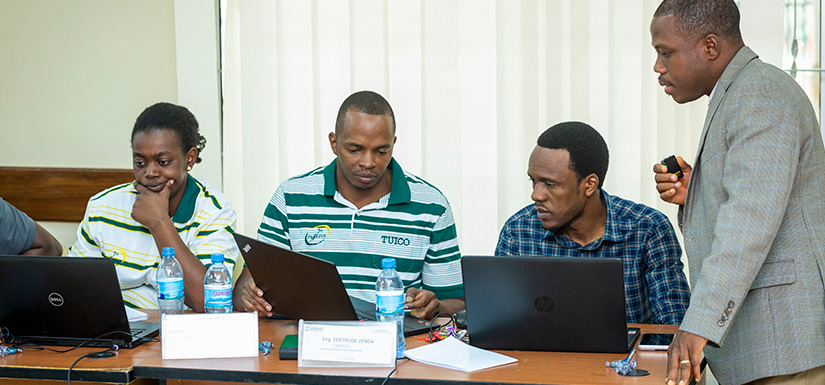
158;278;184;300
204;284;232;309
376;291;404;315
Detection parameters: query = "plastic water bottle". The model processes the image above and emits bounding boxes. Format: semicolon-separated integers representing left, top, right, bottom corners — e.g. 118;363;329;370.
376;258;405;359
156;247;184;315
204;253;232;313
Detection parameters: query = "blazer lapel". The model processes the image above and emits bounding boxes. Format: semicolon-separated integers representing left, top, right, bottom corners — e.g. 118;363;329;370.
682;47;759;218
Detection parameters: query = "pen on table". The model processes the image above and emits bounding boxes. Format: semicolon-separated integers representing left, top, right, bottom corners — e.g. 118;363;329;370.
623;348;636;363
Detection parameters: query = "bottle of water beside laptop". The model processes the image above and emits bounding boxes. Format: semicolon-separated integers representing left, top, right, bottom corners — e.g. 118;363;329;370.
157;247;184;315
204;253;232;313
376;257;405;359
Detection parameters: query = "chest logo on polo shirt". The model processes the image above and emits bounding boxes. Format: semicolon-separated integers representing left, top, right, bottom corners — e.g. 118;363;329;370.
381;235;410;246
305;225;331;245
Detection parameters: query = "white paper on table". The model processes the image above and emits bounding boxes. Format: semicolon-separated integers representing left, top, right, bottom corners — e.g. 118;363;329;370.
125;306;148;322
404;337;517;372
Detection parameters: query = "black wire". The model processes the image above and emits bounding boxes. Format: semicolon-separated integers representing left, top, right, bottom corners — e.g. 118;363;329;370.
67;347;117;385
427;312;455;342
0;327;10;344
4;329;140;384
380;357;400;385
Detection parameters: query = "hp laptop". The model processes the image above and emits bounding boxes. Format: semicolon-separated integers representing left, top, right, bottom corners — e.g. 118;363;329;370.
0;255;159;349
461;256;640;353
234;233;437;336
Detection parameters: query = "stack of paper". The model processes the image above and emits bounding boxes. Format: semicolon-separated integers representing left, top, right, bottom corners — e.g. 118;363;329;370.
404;337;517;372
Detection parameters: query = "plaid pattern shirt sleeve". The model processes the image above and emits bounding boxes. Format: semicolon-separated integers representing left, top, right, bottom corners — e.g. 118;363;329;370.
640;210;691;324
495;190;690;324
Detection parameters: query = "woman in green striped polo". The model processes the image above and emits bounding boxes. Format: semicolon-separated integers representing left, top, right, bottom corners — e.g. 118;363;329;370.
67;102;240;312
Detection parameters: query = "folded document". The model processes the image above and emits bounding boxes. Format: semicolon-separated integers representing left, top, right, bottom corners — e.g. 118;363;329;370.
404;337;517;372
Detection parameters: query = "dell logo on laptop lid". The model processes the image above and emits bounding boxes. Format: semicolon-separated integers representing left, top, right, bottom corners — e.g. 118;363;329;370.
48;292;64;307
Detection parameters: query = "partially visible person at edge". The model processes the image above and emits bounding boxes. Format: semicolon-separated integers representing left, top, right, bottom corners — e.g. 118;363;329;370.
651;1;825;384
496;121;690;325
234;90;464;320
68;102;240;312
0;196;62;256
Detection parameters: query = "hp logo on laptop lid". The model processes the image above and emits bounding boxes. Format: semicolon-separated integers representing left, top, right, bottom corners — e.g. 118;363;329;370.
534;296;554;312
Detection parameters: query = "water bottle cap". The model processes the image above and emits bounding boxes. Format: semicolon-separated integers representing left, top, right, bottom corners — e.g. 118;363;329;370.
381;258;396;269
210;253;224;263
162;247;174;257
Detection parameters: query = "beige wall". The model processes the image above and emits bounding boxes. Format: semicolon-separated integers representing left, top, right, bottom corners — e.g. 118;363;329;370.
0;0;179;248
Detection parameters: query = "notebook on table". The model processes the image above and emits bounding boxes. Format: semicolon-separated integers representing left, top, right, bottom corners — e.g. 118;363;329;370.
461;255;640;353
0;255;159;349
233;233;438;336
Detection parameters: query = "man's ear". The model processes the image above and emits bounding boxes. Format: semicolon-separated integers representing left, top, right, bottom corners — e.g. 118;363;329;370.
583;174;600;197
703;34;719;60
329;132;338;156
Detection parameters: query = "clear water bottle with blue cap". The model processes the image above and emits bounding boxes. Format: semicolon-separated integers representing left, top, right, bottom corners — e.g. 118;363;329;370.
204;253;232;313
376;257;405;358
156;247;184;315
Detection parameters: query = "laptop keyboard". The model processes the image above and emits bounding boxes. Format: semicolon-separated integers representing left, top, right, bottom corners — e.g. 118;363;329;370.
355;308;375;320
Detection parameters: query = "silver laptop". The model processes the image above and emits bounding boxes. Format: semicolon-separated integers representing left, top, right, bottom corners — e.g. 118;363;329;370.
0;255;159;349
462;255;640;353
234;233;438;336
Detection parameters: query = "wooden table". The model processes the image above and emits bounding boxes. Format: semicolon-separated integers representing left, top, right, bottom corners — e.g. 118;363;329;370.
134;317;677;384
0;340;154;384
1;311;677;385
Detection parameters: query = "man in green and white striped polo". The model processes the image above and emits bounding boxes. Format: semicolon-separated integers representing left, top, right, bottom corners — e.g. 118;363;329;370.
235;91;464;320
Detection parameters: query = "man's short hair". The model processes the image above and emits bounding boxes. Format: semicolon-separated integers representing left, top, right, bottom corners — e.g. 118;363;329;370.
537;121;609;188
335;90;396;134
654;0;742;44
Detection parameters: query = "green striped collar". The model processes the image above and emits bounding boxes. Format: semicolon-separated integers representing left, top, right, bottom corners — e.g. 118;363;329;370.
323;158;411;205
171;174;199;223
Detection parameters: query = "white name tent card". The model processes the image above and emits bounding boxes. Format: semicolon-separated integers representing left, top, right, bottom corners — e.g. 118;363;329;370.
298;320;397;367
161;312;258;359
404;336;517;372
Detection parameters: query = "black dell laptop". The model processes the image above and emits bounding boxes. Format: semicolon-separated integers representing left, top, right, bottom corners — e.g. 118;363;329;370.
0;255;159;349
234;233;438;336
461;255;640;353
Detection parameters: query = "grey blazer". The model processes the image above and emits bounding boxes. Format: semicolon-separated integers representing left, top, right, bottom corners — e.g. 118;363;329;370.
678;46;825;385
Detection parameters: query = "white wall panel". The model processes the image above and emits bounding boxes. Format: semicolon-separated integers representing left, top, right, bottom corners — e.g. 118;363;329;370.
351;0;389;94
221;0;783;258
278;1;316;179
387;0;424;174
458;0;498;253
314;0;352;166
421;0;462;233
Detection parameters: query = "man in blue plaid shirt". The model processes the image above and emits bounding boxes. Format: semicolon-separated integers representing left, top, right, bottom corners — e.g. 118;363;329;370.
496;121;690;324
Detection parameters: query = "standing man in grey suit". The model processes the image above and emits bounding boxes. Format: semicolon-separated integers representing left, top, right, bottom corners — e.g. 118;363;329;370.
651;1;825;385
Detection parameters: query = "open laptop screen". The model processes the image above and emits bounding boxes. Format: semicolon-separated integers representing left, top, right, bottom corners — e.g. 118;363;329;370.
234;233;437;336
0;255;158;348
462;255;638;353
